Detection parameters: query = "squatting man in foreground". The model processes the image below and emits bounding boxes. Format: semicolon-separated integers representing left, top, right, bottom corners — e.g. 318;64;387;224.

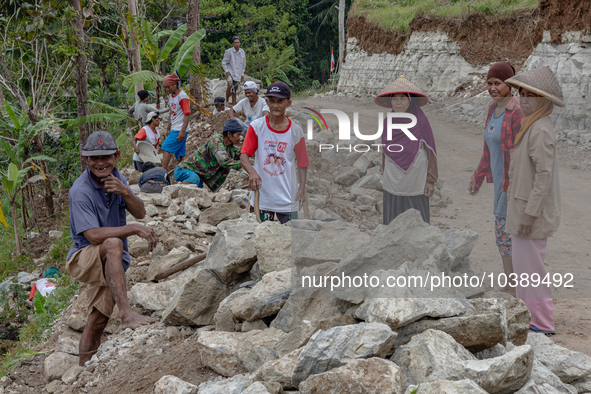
66;131;158;366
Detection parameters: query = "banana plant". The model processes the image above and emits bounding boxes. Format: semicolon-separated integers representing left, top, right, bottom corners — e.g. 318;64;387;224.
123;23;206;101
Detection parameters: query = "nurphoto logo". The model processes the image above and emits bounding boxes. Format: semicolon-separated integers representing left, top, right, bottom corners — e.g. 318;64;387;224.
303;108;418;153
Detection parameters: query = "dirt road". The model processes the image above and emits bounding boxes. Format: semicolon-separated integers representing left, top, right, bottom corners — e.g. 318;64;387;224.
297;96;591;354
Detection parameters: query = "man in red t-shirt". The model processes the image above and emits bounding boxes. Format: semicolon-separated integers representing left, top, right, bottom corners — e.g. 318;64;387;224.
162;73;191;171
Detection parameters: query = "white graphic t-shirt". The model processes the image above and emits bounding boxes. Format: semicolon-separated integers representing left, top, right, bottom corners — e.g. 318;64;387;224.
169;89;191;131
241;116;309;212
233;97;269;123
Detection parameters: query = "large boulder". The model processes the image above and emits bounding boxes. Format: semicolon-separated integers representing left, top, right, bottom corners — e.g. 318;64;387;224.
197;331;249;377
298;357;403;394
334;166;361;186
55;330;82;355
444;229;479;270
294;224;370;268
570;375;591;393
274;315;357;357
199;202;243;226
146;246;191;281
214;288;251;332
271;263;353;333
530;360;577;394
393;313;504;353
236;328;287;373
204;216;257;284
130;265;200;311
392;295;530;352
331;210;452;288
177;185;212;207
391;329;533;394
161;267;229;326
404;379;489;394
43;352;78;382
153;375;198;394
228;269;292;321
255;221;292;276
291;322;397;386
253;348;303;389
526;333;591;383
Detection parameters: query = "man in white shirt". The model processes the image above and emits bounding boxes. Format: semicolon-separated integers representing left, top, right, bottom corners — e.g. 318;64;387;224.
228;81;269;136
222;35;246;105
161;73;191;171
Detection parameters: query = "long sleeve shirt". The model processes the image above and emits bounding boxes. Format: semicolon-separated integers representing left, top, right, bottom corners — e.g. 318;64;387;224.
222;47;246;82
127;102;170;125
181;133;241;192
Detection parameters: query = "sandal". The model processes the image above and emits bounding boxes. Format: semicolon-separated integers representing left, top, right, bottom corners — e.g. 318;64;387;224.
530;325;555;336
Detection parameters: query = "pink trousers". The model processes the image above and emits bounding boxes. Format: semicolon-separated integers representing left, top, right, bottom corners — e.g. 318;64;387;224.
512;235;554;332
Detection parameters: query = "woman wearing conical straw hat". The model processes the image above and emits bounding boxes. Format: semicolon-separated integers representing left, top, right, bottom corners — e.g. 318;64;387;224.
504;66;563;335
469;62;525;296
374;76;438;224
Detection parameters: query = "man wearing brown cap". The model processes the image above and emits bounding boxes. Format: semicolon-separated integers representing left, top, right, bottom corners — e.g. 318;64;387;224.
240;82;309;223
161;73;191;171
66;131;158;365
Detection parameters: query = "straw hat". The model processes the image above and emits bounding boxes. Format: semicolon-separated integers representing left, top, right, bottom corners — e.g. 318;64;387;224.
137;141;161;164
505;66;565;108
374;76;429;108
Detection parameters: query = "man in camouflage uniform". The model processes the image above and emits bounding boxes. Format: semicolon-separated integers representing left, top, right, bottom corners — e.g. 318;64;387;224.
173;118;242;191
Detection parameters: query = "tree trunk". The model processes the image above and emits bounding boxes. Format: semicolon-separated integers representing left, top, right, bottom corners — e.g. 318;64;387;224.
11;201;22;256
68;0;91;172
33;134;54;217
338;0;345;73
187;0;203;104
128;0;144;98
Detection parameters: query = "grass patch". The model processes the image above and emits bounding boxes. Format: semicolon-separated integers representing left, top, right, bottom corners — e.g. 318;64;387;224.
352;0;539;32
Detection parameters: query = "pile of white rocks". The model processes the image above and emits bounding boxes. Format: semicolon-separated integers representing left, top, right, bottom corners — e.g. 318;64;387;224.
49;206;591;394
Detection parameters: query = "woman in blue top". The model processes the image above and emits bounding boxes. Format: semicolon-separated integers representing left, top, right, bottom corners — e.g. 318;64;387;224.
469;62;525;295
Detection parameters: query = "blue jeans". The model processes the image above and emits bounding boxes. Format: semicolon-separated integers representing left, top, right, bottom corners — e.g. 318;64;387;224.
174;166;203;187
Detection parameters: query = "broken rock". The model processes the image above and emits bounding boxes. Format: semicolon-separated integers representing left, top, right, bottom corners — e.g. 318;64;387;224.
391;329;533;394
404;379;488;394
526;333;591;383
129;238;150;258
228;268;292;321
199;202;243;226
205;218;257;284
146;246;191;281
184;198;201;219
44;352;79;382
197;331;248;377
153;375;198;394
236;328;287;373
298;357;403;394
255;221;292;276
161;267;229;326
291;322;397;386
253;347;303;389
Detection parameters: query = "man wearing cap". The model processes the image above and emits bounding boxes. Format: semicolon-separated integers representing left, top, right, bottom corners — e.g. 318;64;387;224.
131;111;161;172
228;81;269;136
174;118;243;192
161;73;191;171
67;131;158;366
127;90;169;125
504;66;563;335
240;82;309;224
212;97;230;115
138;162;171;194
222;36;246;105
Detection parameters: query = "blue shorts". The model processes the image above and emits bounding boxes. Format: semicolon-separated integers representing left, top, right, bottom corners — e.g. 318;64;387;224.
174;166;203;187
162;130;188;159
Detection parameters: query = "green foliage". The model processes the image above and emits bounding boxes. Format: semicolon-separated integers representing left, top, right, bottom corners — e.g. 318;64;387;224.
352;0;539;32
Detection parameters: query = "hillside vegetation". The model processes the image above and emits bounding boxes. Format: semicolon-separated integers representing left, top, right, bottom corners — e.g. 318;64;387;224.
352;0;539;32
